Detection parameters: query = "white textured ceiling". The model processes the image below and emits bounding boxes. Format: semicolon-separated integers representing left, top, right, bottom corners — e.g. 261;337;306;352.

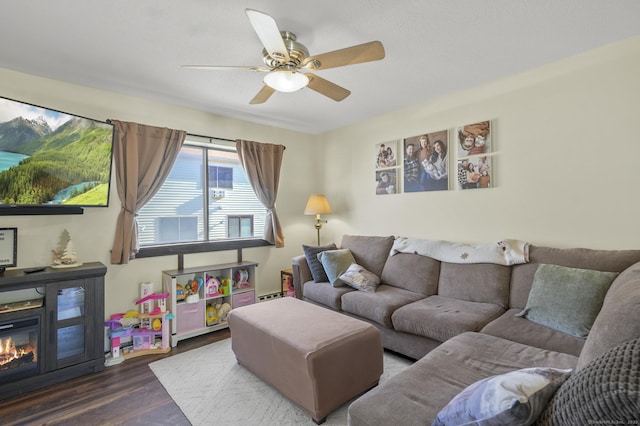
2;0;639;134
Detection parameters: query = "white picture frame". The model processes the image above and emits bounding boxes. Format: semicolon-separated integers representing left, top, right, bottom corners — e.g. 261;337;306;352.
0;227;17;271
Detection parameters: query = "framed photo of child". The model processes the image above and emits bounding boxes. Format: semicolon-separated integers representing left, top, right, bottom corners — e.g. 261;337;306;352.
456;120;491;158
375;169;397;195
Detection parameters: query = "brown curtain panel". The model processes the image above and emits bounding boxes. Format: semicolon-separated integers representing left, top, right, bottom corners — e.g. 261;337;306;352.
110;120;186;264
236;139;286;247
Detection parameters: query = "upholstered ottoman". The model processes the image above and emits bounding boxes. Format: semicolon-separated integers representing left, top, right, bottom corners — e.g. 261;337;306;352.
228;297;383;424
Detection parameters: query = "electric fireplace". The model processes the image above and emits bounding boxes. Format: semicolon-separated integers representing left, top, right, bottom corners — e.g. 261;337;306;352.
0;313;42;383
0;262;106;401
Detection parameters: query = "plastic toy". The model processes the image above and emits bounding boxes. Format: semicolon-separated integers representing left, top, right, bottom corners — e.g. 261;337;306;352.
219;279;229;295
221;277;233;291
104;292;173;363
235;269;250;288
206;275;220;297
152;318;162;331
176;284;186;301
136;292;170;315
206;303;218;326
184;279;199;295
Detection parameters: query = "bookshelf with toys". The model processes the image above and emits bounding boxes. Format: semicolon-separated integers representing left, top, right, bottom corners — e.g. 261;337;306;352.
162;261;257;347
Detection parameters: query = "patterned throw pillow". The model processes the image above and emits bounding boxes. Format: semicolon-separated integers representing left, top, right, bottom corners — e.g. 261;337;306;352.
339;263;381;292
302;243;337;283
432;367;572;426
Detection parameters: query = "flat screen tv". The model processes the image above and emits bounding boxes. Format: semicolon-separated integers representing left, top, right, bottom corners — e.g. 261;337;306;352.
0;96;114;215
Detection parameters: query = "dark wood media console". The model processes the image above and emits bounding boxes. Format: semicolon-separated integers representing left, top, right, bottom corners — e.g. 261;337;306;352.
0;262;106;400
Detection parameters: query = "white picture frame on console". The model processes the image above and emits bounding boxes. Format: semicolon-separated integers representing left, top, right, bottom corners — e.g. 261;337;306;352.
0;227;17;272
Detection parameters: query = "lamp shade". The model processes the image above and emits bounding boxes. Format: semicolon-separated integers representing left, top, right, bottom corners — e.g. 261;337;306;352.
304;194;332;215
264;70;309;92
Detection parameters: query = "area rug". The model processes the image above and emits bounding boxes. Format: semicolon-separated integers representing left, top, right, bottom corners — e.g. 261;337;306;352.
149;338;412;425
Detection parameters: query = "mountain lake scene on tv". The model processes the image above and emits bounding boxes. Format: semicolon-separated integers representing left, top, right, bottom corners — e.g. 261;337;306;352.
0;99;113;206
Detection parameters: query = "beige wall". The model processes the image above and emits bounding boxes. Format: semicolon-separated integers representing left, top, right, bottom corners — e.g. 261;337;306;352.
1;35;639;318
0;68;319;317
320;36;640;251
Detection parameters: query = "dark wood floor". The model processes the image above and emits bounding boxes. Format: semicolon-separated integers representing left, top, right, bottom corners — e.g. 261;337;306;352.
0;329;230;426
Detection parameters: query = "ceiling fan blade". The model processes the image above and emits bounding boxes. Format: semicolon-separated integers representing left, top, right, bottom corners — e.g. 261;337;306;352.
306;73;351;102
303;41;385;70
182;65;269;72
245;9;290;63
249;85;276;104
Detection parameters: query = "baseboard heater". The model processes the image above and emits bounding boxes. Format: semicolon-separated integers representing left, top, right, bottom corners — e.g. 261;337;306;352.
258;292;282;302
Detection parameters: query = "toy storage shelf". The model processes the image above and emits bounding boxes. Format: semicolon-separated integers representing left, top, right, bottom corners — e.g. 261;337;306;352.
162;261;258;347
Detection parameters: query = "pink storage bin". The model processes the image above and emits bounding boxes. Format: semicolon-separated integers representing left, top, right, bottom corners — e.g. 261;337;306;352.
176;300;205;334
232;291;255;308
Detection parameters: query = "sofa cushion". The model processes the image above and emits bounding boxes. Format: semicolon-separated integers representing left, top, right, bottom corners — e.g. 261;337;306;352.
339;263;380;292
317;249;355;287
433;367;571;426
516;264;618;338
347;332;578;426
576;261;640;370
340;235;394;277
481;309;585;357
302;281;355;311
302;243;337;283
438;262;511;308
509;246;640;309
380;252;440;295
392;295;504;342
537;337;640;426
341;284;424;328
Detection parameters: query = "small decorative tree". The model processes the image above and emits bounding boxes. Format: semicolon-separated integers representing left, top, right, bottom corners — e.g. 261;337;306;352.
52;229;78;265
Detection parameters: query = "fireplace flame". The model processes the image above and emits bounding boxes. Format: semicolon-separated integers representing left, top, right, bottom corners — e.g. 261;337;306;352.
0;337;36;367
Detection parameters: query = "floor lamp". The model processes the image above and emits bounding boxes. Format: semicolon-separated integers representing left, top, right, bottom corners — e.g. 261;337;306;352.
304;194;332;246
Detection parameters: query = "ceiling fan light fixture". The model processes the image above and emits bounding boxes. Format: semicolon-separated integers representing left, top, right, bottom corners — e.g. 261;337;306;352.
263;69;309;92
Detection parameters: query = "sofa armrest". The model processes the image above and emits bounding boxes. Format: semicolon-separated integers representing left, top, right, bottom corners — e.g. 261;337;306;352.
292;254;312;299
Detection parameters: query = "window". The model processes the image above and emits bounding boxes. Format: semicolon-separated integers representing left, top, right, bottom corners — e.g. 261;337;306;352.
137;138;267;248
228;215;254;238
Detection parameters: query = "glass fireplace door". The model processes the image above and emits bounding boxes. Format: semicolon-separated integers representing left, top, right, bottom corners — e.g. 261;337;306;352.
0;314;42;382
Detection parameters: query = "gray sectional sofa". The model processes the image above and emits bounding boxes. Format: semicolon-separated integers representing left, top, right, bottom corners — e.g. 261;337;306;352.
291;235;640;425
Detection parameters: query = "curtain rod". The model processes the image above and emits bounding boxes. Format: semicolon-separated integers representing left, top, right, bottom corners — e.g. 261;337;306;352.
105;119;235;143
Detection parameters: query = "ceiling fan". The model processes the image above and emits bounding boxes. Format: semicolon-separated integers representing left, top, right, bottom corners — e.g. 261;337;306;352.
183;9;385;104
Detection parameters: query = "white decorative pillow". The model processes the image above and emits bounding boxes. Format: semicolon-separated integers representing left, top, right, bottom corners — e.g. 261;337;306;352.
338;263;380;292
432;367;572;426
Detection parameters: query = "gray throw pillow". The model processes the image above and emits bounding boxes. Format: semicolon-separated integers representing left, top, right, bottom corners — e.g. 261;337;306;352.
433;367;572;426
536;337;640;426
516;264;618;338
302;243;337;283
317;249;356;287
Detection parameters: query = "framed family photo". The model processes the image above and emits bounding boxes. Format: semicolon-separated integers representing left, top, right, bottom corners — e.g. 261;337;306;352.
375;140;399;169
402;130;448;192
457;156;492;190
